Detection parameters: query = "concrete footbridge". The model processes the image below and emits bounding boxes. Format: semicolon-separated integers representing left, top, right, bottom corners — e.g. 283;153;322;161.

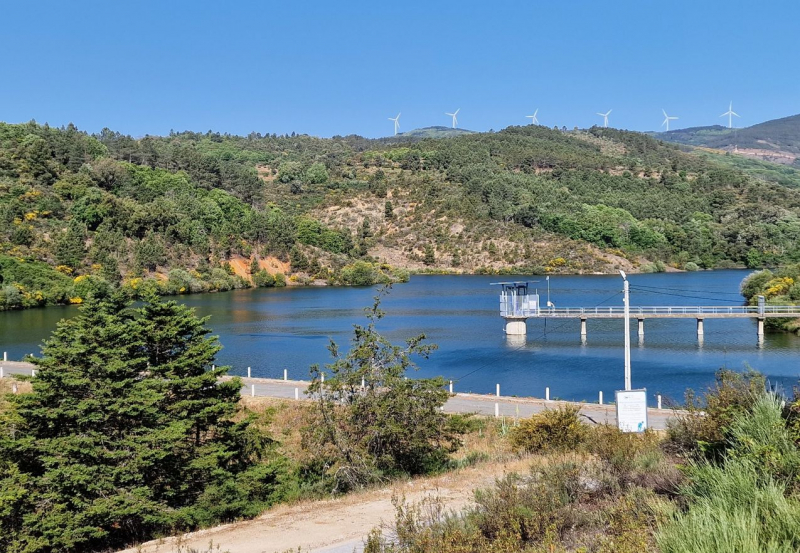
492;281;800;339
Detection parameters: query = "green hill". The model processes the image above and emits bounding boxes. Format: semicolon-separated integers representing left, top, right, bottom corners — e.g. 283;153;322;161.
652;124;734;147
395;126;476;139
3;121;800;310
654;114;800;168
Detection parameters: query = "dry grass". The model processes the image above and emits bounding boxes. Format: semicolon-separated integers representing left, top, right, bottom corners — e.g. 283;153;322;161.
0;377;32;395
238;396;314;463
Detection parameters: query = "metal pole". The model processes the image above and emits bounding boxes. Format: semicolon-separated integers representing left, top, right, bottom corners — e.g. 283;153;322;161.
623;277;631;391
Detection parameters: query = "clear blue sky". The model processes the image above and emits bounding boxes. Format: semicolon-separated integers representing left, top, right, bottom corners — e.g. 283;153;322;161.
3;0;798;138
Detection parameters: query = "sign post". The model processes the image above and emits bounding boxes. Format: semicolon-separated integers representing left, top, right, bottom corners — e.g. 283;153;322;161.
616;389;648;433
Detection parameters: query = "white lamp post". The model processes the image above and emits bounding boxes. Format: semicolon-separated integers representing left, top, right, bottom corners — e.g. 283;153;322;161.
619;270;631;390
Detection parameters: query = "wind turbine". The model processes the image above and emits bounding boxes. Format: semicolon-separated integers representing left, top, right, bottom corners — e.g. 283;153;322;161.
526;109;539;125
719;101;740;129
661;109;678;131
596;109;612;128
388;113;401;135
445;108;460;129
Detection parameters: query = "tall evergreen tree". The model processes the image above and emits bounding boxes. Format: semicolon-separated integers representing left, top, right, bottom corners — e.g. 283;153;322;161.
0;294;262;553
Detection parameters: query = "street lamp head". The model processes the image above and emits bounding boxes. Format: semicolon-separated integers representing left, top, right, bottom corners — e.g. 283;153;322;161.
619;269;627;281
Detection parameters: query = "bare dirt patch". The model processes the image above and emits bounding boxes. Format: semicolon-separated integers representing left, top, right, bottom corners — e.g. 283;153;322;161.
118;457;532;553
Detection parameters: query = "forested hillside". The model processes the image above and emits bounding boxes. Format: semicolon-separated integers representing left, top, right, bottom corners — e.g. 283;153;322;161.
656;114;800;167
3;120;800;310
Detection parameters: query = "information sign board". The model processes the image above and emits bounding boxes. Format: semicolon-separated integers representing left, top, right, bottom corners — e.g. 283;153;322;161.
616;389;648;433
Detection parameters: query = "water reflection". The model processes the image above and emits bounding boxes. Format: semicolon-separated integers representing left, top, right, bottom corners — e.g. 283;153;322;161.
2;270;799;402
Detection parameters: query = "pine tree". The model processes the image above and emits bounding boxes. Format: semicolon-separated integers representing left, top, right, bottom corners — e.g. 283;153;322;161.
0;294;261;552
305;287;461;492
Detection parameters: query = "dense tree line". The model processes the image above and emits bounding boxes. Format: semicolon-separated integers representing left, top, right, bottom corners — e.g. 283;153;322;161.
4;120;800;310
0;122;402;310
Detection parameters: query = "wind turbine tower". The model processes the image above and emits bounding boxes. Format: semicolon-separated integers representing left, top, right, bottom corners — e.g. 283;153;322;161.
526;109;539;125
445;108;460;129
596;109;612;128
661;109;678;132
720;102;740;129
388;113;401;136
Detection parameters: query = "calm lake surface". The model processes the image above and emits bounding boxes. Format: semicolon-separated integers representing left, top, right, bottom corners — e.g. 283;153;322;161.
2;270;800;404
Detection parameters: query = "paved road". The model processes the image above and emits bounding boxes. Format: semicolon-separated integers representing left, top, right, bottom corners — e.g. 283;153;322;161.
2;362;680;430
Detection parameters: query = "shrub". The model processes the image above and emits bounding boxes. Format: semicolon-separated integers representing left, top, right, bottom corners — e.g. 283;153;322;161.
253;269;275;287
584;424;674;488
303;289;459;492
667;368;766;459
657;460;800;553
727;394;800;484
658;395;800;553
509;405;588;453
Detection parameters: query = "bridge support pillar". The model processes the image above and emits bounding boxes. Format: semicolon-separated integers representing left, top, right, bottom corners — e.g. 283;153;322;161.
637;318;644;337
580;317;587;338
757;318;765;337
504;318;527;336
696;318;704;337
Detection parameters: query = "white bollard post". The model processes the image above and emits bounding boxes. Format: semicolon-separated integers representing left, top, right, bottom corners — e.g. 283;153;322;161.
545;387;550;401
247;366;251;378
212;364;215;371
657;395;662;410
295;387;299;400
12;383;18;394
494;402;499;418
31;369;36;377
251;384;255;397
449;380;453;394
2;351;6;362
496;383;500;397
0;367;3;378
283;369;287;381
599;391;603;405
361;377;365;389
321;373;325;384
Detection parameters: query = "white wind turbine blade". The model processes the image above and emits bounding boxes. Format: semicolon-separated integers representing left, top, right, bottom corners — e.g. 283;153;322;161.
533;108;539;117
731;111;740;117
662;109;668;118
454;108;460;116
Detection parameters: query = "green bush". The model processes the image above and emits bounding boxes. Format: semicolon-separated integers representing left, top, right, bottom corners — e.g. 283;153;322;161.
657;460;800;553
658;394;800;553
667;368;766;459
253;269;275;287
509;405;588;453
727;394;800;483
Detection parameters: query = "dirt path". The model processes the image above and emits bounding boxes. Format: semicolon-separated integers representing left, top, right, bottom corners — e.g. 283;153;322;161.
118;457;531;553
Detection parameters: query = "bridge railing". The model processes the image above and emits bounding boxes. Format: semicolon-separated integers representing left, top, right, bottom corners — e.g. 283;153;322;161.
531;305;800;317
